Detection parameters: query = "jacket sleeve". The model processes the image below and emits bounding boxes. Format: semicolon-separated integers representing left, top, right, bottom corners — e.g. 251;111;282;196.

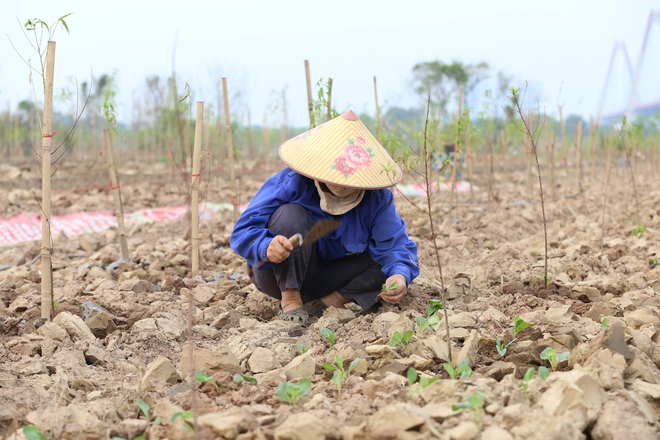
368;190;420;285
229;173;293;269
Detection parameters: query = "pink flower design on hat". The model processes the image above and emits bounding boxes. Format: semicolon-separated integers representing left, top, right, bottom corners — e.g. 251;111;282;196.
343;144;372;170
330;137;377;178
332;155;356;177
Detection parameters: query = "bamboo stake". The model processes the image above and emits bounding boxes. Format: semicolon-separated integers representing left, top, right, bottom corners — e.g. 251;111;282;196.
304;60;314;128
589;117;597;184
40;41;56;320
102;130;130;263
223;78;239;221
500;129;506;176
450;87;462;211
487;133;494;204
191;102;204;277
527;111;534;200
466;119;474;204
559;105;567;179
549;131;556;196
247;110;254;159
326;78;333;122
576;121;583;193
282;89;288;141
374;76;382;141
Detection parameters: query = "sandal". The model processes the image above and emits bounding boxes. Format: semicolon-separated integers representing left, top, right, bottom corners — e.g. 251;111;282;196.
303;299;328;317
278;306;309;326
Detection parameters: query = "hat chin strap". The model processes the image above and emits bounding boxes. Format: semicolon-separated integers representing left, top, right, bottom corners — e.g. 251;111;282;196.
314;181;365;215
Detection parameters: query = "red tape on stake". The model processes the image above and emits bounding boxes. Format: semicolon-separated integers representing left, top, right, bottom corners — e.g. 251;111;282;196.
191;173;200;177
109;179;120;190
42;130;57;138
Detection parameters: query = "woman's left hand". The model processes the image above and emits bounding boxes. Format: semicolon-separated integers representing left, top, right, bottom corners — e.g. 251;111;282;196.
381;274;407;304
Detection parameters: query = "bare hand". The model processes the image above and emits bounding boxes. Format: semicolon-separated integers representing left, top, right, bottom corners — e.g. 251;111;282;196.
381;274;407;304
266;235;294;264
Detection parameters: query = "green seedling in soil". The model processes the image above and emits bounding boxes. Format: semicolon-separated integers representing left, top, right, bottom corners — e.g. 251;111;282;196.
233;374;257;385
390;330;414;348
171;411;195;433
23;426;49;440
513;315;530;336
633;224;646;235
276;378;311;406
414;315;440;337
443;357;473;380
495;335;516;357
540;347;570;372
297;343;310;355
407;367;440;394
518;367;536;398
508;84;550;288
321;328;338;347
601;317;610;329
538;366;550;380
649;258;660;269
452;391;485;428
194;370;219;389
426;299;444;317
323;356;359;395
136;398;161;429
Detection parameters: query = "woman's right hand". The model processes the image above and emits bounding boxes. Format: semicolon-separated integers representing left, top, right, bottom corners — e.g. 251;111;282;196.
266;235;294;263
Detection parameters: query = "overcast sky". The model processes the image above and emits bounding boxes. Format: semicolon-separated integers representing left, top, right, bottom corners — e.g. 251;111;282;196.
1;0;659;127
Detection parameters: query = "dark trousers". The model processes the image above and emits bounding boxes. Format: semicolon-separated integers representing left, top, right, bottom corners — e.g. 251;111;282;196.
250;204;386;310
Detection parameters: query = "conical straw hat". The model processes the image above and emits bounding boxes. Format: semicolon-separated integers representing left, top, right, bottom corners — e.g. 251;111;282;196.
279;110;402;189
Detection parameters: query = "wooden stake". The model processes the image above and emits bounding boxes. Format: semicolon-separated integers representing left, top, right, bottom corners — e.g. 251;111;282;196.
191;102;204;277
223;78;239;221
527;111;534;201
41;41;55;320
304;60;314;128
450;87;462;211
374;76;382;141
589;116;597;184
326;78;333;122
487;133;494;204
466;119;474;204
549;131;556;195
247;110;254;159
576;120;583;193
559;105;567;178
102;129;130;263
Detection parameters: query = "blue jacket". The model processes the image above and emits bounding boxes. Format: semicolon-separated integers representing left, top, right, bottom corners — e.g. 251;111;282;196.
230;168;420;285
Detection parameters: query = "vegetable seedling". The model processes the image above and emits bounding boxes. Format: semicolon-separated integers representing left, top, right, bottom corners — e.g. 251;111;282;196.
426;299;444;317
415;315;440;338
495;335;516;357
407;367;439;393
297;343;310;355
233;374;257;385
322;356;359;395
381;281;400;292
540;347;570;372
23;426;48;440
518;367;535;398
194;370;219;389
649;258;660;268
321;328;337;347
538;366;550;380
276;378;311;406
452;391;485;428
513;316;530;336
171;411;195;433
389;330;413;348
136;398;161;427
633;224;646;235
601;317;610;329
443;357;473;380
